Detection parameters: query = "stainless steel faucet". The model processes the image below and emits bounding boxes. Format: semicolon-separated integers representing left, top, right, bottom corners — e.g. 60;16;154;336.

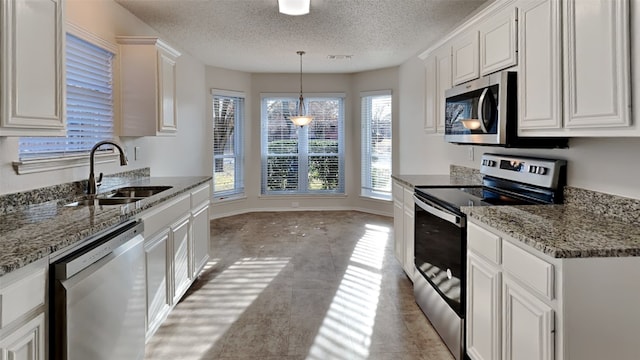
88;140;128;195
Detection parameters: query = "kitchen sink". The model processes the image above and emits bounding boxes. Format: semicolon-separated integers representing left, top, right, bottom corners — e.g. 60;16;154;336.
65;185;173;207
110;186;173;198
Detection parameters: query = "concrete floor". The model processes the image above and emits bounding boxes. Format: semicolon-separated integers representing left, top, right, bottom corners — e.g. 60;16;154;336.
144;211;455;360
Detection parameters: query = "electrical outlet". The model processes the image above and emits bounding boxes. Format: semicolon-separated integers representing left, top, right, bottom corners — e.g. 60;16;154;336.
134;146;141;161
468;147;474;161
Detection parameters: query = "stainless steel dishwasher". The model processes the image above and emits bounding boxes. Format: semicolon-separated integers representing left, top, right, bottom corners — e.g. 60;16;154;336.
51;220;145;360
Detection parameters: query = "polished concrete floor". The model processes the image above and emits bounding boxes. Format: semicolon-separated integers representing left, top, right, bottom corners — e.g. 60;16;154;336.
145;211;455;360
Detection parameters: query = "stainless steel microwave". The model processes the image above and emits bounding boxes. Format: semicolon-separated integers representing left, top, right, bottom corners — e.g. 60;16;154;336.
444;71;567;148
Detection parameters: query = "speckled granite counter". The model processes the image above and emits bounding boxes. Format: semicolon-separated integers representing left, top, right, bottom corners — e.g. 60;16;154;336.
392;166;482;188
0;176;211;276
463;204;640;259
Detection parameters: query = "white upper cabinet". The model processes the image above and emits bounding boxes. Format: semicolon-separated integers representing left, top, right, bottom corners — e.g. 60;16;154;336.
479;7;518;76
424;56;437;133
518;0;563;131
518;0;633;136
563;0;630;128
435;45;452;132
117;36;181;136
452;31;480;85
1;0;65;136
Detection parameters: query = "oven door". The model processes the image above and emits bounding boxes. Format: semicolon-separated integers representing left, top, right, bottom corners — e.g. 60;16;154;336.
413;194;466;316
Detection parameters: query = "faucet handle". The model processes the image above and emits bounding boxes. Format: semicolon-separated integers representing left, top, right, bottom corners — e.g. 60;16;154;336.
97;172;103;187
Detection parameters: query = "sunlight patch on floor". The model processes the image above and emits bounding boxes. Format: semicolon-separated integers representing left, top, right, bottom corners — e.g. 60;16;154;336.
145;257;290;359
306;223;390;360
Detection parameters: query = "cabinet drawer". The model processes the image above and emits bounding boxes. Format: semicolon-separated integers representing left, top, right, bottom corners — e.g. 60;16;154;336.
502;240;554;300
0;261;47;328
140;193;190;237
190;183;210;208
468;222;501;264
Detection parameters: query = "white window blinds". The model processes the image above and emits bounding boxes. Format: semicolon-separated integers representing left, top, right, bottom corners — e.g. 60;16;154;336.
19;33;115;160
261;95;345;195
212;91;244;199
361;91;392;200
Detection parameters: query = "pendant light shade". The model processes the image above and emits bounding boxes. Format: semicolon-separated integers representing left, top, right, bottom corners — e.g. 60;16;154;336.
290;51;313;127
278;0;310;16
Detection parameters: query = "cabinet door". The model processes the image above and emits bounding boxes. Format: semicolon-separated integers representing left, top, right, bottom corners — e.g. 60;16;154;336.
503;276;554;360
435;45;452;133
0;0;65;136
171;215;191;304
480;7;517;76
157;49;177;133
144;229;171;339
402;187;415;280
392;181;405;265
452;31;480;85
563;0;630;128
0;313;45;360
467;253;501;360
424;56;437;133
518;0;563;131
191;203;210;278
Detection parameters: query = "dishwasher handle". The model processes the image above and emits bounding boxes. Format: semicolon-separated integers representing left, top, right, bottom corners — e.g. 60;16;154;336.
54;220;144;280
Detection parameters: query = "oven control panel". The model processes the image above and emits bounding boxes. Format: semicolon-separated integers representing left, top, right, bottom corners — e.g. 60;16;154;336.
480;153;566;189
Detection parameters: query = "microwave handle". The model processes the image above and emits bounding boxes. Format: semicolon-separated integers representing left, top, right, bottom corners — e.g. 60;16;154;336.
477;88;489;133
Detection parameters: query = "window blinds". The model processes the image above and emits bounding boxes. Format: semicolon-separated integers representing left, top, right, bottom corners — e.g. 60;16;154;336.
212;93;244;198
261;96;345;195
361;91;392;199
19;33;114;160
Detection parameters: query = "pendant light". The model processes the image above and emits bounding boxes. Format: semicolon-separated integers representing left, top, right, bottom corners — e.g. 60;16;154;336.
278;0;310;16
290;51;313;127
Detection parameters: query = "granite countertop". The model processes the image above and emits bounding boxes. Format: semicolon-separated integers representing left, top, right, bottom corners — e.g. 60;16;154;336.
392;174;482;188
463;204;640;259
0;176;211;276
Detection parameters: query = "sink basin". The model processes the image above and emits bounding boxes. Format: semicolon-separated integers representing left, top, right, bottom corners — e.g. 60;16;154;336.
64;185;173;207
66;197;145;206
110;186;173;198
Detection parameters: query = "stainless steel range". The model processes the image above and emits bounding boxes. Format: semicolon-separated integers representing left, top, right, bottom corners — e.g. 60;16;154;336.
412;153;567;360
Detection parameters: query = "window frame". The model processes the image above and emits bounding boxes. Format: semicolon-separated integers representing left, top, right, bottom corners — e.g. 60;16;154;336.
260;93;346;196
361;90;393;201
211;89;245;201
13;23;119;175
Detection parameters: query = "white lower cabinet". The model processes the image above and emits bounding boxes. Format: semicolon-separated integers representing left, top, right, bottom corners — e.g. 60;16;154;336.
392;180;415;280
467;220;640;360
502;276;554;360
467;253;501;360
0;313;45;360
393;181;405;265
140;181;212;340
171;215;191;304
144;229;171;339
0;259;47;360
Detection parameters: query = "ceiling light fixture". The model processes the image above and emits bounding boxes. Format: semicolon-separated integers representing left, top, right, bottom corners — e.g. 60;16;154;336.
278;0;310;16
290;51;313;127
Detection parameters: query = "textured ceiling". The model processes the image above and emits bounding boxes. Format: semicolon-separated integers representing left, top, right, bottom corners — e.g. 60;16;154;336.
115;0;492;74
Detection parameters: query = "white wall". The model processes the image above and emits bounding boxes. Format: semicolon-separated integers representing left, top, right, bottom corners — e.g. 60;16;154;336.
0;0;208;194
398;57;640;200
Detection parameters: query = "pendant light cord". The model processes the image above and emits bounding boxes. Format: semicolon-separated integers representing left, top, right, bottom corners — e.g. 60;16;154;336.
297;51;305;97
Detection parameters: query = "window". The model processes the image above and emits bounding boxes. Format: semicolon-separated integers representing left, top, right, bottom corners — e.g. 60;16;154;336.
19;33;115;161
212;90;244;199
261;95;344;195
361;91;392;200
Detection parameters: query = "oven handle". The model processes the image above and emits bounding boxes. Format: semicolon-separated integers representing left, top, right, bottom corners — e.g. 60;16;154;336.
413;195;464;227
414;196;464;227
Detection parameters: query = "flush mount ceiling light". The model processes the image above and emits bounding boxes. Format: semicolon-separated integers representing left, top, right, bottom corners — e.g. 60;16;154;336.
290;51;313;127
278;0;310;16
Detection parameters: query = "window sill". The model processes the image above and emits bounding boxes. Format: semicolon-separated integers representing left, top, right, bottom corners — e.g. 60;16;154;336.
213;194;247;203
12;152;119;175
361;190;392;201
259;194;347;200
